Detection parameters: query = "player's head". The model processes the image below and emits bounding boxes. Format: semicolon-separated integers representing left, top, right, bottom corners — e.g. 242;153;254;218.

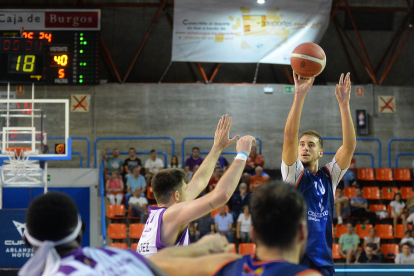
152;168;188;205
250;182;307;259
129;147;136;157
150;149;157;160
192;147;200;158
299;130;323;167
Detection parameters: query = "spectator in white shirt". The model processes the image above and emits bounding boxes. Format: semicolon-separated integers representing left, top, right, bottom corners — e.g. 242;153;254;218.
400;230;414;248
168;155;181;169
236;205;252;243
128;188;148;223
390;193;407;232
395;243;414;264
145;150;164;187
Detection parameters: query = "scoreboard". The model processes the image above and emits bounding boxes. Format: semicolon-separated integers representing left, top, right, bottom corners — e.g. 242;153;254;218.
0;31;99;85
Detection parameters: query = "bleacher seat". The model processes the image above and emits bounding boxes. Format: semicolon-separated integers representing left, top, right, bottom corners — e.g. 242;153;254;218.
344;187;356;199
401;187;413;200
382;187;399;200
131;243;138;251
369;204;386;213
376;168;393;181
147;186;156;200
239;243;256;255
358;168;375;181
355;224;373;239
394;169;412;181
395;224;407;239
388;205;395;218
228;243;236;254
211;205;229;218
108;223;127;240
332;243;342;259
382;244;399;259
130;223;145;239
362;187;380;200
109;243;127;249
107;205;125;220
336;225;347;238
375;224;394;239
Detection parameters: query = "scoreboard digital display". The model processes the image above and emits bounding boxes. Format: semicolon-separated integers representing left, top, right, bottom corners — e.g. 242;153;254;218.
0;31;99;85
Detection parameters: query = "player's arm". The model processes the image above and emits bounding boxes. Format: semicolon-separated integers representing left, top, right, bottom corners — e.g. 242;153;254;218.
334;73;357;169
282;72;315;166
186;115;239;201
163;136;254;228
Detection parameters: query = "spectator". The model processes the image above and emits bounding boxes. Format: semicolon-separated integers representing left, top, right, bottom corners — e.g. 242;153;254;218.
400;230;414;248
214;205;233;243
236;205;252;243
350;186;376;225
342;158;356;187
123;147;142;180
128;188;148;223
249;166;269;192
363;228;381;256
244;145;264;174
338;222;360;263
390;193;407;232
334;188;350;225
144;150;164;186
356;244;380;263
168;155;181;169
395;243;414;264
185;147;204;174
105;170;124;205
125;167;147;207
407;209;414;227
228;183;250;224
215;156;229;172
194;213;215;241
103;147;123;179
209;167;222;192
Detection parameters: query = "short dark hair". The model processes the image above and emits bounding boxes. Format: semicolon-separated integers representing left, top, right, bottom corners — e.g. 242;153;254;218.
150;149;156;153
192;147;200;152
300;130;323;149
402;242;412;248
152;168;188;204
250;182;306;250
26;192;78;242
129;147;136;152
394;193;402;201
365;244;374;250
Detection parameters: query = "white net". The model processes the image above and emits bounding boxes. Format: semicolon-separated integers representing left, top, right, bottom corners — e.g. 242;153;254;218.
4;148;32;174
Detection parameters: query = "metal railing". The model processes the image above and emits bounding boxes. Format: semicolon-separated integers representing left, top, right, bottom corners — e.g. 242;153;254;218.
324;152;375;168
388;138;414;168
395;153;414;168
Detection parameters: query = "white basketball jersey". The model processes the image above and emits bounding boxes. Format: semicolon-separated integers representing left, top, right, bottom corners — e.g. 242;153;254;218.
137;206;190;258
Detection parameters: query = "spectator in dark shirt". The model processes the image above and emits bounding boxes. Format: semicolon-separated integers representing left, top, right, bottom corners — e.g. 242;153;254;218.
124;147;142;180
194;213;215;241
356;244;380;263
185;147;204;174
350;186;376;225
228;183;250;225
216;156;229;172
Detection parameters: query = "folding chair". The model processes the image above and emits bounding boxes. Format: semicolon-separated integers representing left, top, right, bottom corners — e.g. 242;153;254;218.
336;224;347;238
131;243;138;251
376;168;393;181
109;243;127;249
108;223;127;240
355;224;373;239
239;243;256;255
394;224;407;239
381;187;399;200
130;223;146;239
382;244;399;259
107;205;125;220
401;187;413;200
344;187;356;199
369;204;386;213
147;186;156;200
332;243;343;259
358;168;375;181
375;224;394;239
362;187;380;200
228;243;236;254
394;169;412;181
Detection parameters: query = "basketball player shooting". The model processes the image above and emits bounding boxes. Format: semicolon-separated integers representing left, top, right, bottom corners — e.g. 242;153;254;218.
138;115;256;257
281;72;356;276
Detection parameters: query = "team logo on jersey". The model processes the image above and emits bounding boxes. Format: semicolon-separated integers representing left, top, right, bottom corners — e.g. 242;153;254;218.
314;179;325;196
242;264;264;276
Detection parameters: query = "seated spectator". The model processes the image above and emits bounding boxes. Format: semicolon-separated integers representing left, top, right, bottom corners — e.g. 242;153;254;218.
185;147;204;174
395;243;414;264
342;158;356;188
236;205;252;243
103;147;123;180
214;205;233;243
194;213;215;241
125;167;147;207
228;183;250;224
334;188;350;225
407;209;414;227
350;186;376;225
123;147;142;180
128;188;148;223
390;193;407;232
363;228;381;256
338;222;360;263
244;145;264;174
249;166;269;192
400;230;414;248
356;244;380;263
209;167;222;192
105;170;124;205
168;155;181;169
215;156;229;172
144;149;164;186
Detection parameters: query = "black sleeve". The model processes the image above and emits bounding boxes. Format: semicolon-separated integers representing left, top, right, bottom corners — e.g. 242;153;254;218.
138;158;142;166
123;158;129;167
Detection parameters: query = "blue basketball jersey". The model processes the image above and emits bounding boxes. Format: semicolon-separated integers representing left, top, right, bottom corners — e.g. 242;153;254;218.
282;157;346;268
213;254;320;276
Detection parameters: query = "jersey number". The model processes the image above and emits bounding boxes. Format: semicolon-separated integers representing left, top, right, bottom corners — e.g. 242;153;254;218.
138;242;149;253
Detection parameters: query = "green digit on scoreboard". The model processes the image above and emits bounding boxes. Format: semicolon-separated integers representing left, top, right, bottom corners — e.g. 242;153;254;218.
15;55;36;72
15;55;21;71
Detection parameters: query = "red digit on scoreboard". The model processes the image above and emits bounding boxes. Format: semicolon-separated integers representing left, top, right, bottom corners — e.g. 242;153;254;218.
3;39;10;50
13;39;20;50
26;41;33;51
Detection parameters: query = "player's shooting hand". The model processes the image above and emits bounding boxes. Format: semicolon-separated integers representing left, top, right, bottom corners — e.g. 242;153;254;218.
197;233;230;255
335;72;351;106
213;115;239;151
236;136;256;156
293;71;315;97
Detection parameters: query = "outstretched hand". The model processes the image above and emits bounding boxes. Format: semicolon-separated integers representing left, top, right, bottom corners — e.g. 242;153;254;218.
293;71;315;97
236;135;256;157
214;115;239;151
196;234;233;254
335;72;351;105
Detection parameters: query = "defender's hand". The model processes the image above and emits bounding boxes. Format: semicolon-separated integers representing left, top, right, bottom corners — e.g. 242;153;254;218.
236;136;256;156
335;72;351;105
293;71;315;97
214;115;239;150
196;233;231;254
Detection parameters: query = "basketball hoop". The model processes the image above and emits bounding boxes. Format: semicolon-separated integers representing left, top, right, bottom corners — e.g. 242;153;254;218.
3;147;35;174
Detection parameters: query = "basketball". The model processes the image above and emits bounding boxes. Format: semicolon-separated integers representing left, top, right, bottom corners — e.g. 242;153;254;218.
290;43;326;78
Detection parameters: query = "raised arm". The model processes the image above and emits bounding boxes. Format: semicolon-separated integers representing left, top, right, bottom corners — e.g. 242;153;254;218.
334;73;357;169
103;146;110;161
186;115;239;201
282;72;315;166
